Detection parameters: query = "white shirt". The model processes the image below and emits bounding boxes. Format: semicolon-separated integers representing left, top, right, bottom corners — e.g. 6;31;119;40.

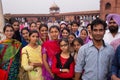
104;28;120;44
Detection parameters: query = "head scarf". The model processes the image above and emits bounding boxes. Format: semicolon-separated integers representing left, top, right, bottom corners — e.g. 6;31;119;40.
106;14;120;26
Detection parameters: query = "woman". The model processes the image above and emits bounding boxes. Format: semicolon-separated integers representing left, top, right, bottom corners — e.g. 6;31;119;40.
61;28;70;38
39;24;49;44
21;27;29;47
21;30;43;80
42;25;61;80
0;25;21;80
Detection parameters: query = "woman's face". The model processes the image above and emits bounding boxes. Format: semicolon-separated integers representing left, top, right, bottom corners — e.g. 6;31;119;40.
80;30;88;41
62;30;69;38
39;26;48;39
21;30;29;40
30;23;37;31
49;28;59;40
68;35;75;44
12;22;19;31
29;33;39;44
4;27;14;39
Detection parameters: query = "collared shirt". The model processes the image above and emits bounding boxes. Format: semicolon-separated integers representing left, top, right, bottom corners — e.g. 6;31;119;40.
104;28;120;44
75;41;114;80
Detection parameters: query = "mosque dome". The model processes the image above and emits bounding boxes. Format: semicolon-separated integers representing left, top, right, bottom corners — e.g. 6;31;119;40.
49;2;60;11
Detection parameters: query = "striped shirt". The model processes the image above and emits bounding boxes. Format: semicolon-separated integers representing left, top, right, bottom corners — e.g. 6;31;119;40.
75;41;114;80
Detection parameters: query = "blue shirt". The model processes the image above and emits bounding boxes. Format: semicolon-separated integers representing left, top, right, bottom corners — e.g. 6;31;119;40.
75;41;114;80
111;45;120;78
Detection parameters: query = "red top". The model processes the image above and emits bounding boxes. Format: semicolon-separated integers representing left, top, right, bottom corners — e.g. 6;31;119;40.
52;55;75;78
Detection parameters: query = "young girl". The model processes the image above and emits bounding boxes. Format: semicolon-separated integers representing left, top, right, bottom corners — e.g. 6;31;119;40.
42;25;61;80
71;38;84;62
21;30;43;80
0;25;21;80
52;38;75;80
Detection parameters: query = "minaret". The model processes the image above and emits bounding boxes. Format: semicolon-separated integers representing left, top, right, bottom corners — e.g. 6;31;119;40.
0;0;4;32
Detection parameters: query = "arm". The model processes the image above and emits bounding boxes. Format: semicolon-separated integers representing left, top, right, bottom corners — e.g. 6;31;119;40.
75;46;86;80
52;56;61;74
111;46;120;80
43;53;54;78
21;48;33;71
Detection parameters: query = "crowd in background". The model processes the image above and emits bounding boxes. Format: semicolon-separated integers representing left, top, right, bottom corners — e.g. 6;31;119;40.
0;13;120;80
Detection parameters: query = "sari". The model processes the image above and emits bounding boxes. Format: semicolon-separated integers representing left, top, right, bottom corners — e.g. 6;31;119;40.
42;40;61;80
0;39;21;80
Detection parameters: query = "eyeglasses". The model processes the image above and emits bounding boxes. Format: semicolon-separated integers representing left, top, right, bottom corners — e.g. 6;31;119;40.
109;22;116;24
60;44;68;47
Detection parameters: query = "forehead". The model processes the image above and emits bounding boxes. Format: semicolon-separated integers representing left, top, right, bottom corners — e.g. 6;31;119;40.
93;24;104;29
109;19;116;22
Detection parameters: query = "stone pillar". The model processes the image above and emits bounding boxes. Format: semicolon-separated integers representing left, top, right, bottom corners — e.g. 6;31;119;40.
0;0;4;32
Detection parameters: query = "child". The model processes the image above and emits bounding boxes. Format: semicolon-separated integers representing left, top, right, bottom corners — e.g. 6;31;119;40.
71;38;84;62
52;38;75;80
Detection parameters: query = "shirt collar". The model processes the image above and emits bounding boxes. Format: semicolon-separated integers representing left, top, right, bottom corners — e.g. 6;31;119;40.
89;40;106;47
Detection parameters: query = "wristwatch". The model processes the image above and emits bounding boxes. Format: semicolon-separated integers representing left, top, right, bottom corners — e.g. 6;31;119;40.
60;69;62;72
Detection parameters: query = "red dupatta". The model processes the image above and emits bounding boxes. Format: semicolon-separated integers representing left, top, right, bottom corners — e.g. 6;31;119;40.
42;40;61;60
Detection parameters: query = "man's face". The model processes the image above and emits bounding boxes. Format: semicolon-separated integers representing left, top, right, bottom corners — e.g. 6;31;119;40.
108;19;118;33
91;24;105;41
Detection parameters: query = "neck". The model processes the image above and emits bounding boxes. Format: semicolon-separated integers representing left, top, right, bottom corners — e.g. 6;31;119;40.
29;42;37;47
112;32;118;37
93;39;103;49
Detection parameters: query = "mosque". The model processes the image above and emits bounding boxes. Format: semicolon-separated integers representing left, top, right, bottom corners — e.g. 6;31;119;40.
4;0;120;25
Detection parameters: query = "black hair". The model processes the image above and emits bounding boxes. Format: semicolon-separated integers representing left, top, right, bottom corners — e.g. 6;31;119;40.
80;28;89;36
39;24;48;31
68;32;76;38
59;38;69;45
86;23;91;29
21;27;29;34
71;21;80;26
49;25;60;32
29;22;36;27
61;27;70;33
29;30;39;37
72;37;84;46
3;24;14;33
91;18;107;30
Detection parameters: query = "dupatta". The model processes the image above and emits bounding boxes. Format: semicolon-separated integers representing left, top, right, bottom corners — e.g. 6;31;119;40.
0;39;21;65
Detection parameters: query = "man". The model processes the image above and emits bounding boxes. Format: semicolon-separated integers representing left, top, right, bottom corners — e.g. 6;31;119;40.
104;14;120;44
111;45;120;80
75;18;114;80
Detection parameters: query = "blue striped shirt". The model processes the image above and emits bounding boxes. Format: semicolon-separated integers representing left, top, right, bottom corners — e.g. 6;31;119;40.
75;41;114;80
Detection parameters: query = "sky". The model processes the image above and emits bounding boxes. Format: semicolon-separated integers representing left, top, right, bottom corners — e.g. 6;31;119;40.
1;0;100;14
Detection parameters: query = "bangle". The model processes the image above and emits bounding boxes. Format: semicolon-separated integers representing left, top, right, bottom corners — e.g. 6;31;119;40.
60;69;62;72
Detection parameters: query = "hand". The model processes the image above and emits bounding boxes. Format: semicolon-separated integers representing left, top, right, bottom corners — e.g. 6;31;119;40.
61;69;69;73
111;75;120;80
29;63;42;67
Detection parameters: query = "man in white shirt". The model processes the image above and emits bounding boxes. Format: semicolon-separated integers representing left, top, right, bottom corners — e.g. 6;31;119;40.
104;14;120;44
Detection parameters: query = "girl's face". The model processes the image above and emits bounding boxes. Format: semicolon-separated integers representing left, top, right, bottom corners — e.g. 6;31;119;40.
29;33;39;44
67;24;72;31
22;30;29;40
39;26;48;39
50;28;59;40
62;30;69;38
73;41;81;52
30;23;37;31
4;27;14;39
68;35;75;44
60;40;69;53
80;30;88;41
12;22;19;31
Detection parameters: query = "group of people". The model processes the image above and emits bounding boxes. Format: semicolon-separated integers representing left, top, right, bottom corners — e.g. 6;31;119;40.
0;13;120;80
